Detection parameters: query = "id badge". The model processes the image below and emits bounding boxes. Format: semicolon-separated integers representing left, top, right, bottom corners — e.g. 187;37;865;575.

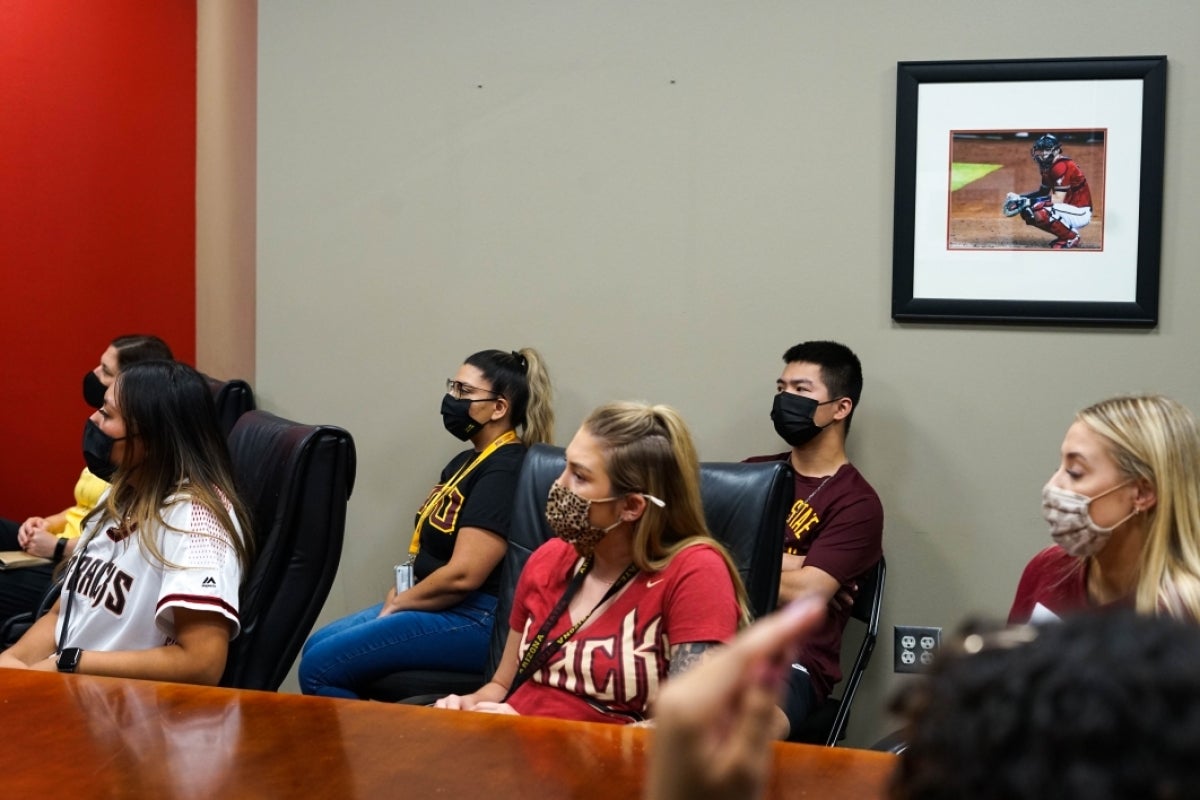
394;563;414;593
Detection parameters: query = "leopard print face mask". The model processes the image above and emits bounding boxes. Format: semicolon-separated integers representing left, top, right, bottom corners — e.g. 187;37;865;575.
544;482;622;556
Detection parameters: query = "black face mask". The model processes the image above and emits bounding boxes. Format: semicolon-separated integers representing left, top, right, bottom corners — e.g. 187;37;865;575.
82;419;125;481
441;394;486;441
83;372;107;410
771;392;836;448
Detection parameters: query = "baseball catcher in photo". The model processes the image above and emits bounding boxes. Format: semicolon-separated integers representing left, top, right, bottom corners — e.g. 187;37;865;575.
1002;134;1093;249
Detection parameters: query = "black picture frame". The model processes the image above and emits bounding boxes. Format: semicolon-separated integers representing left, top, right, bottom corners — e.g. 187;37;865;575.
892;56;1166;326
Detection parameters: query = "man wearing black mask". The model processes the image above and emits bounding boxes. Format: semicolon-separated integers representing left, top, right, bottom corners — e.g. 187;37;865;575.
745;340;883;739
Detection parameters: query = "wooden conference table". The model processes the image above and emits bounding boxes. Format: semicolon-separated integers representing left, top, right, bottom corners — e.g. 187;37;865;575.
1;670;896;798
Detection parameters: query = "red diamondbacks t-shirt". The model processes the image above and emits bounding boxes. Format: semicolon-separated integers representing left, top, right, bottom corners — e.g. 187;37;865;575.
506;538;739;724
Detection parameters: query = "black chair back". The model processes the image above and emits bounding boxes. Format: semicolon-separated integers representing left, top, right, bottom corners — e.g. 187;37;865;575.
485;444;568;669
204;375;257;438
697;461;789;619
221;410;356;691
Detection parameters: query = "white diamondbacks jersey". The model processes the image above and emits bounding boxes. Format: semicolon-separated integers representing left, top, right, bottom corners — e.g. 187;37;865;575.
56;495;243;652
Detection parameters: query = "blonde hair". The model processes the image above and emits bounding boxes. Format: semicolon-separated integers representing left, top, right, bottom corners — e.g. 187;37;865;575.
516;347;554;446
1077;395;1200;620
583;401;751;625
464;347;555;446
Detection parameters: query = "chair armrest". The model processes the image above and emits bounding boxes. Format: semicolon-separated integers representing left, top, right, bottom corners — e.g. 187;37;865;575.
870;729;909;754
0;611;35;650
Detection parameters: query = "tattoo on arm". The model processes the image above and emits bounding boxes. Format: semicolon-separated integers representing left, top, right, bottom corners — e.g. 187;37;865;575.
669;641;718;677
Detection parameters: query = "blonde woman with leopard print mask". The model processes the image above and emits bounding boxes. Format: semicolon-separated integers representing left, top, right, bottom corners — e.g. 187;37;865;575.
438;401;749;724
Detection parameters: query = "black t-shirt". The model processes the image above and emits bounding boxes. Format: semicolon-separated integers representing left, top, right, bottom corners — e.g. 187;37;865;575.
412;442;527;597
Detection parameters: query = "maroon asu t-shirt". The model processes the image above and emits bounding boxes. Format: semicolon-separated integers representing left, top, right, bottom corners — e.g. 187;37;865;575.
745;454;884;700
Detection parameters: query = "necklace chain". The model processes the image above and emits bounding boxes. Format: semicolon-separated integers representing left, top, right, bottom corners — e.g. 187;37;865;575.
804;470;838;504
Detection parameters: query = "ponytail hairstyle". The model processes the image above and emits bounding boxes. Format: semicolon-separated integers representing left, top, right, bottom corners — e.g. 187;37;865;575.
465;347;555;445
111;334;174;368
82;361;253;572
1076;395;1200;621
582;401;751;625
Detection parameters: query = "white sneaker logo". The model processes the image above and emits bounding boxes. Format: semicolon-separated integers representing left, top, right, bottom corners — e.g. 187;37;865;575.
646;579;664;588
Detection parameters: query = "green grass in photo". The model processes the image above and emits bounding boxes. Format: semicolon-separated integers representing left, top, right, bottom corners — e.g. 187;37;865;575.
950;163;1002;191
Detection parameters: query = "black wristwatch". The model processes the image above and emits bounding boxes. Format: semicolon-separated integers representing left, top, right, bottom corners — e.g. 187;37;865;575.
53;537;69;563
56;647;83;673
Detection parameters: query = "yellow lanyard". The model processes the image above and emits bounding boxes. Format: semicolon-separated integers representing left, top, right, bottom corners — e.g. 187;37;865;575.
407;430;519;556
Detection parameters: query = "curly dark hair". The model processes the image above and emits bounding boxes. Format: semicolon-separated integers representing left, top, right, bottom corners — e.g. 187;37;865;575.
890;610;1200;800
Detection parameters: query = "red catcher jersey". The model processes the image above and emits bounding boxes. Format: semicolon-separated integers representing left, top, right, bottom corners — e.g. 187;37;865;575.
1041;157;1093;209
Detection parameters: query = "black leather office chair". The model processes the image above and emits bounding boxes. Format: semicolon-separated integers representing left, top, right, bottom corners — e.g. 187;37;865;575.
698;460;789;619
790;555;886;746
220;410;357;691
363;444;790;702
204;375;257;438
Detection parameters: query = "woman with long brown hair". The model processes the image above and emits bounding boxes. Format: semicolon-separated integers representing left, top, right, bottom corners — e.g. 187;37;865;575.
0;360;252;684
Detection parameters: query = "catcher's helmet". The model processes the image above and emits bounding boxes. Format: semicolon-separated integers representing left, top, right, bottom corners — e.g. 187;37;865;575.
1032;133;1061;167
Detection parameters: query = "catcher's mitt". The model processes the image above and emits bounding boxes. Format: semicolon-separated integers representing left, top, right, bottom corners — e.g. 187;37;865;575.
1003;192;1030;218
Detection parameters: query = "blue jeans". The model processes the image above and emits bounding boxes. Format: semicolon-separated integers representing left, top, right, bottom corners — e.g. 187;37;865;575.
298;591;497;699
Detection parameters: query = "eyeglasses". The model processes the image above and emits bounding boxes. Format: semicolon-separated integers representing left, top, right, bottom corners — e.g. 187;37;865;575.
446;379;500;401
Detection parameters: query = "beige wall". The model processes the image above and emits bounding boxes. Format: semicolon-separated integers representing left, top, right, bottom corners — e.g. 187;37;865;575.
197;0;257;382
255;1;1200;744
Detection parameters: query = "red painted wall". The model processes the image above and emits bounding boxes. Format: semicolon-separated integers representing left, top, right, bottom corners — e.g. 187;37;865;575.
0;0;197;516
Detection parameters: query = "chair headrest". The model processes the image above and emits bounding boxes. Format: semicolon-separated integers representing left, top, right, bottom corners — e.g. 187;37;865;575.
203;374;258;438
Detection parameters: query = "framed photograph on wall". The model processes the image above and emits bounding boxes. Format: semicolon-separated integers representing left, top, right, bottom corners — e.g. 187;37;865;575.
891;56;1166;326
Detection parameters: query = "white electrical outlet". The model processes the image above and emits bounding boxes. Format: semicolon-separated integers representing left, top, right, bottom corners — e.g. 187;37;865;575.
894;625;941;673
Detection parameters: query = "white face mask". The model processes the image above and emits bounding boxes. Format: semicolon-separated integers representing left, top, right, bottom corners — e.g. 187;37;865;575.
1042;480;1136;558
